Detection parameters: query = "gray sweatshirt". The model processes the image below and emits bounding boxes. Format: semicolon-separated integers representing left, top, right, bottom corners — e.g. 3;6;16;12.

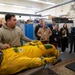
0;24;31;49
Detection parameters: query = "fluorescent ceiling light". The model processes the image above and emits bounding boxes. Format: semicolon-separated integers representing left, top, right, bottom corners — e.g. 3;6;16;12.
13;5;26;8
0;3;26;8
31;7;41;10
13;4;40;10
25;6;41;10
13;5;40;10
28;0;56;5
0;2;40;10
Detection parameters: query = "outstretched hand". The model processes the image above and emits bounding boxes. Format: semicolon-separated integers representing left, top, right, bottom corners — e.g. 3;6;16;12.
2;44;10;49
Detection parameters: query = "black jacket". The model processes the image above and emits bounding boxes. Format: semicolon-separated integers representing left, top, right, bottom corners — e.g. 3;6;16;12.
35;24;42;40
60;28;69;38
52;30;60;42
70;27;75;40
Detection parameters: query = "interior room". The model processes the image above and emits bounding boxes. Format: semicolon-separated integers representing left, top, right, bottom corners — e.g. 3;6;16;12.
0;0;75;75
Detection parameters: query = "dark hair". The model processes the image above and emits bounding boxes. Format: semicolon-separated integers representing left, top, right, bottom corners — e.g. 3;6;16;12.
5;13;15;22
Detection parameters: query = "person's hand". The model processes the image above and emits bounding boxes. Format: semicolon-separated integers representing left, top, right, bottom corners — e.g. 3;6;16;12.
2;44;10;49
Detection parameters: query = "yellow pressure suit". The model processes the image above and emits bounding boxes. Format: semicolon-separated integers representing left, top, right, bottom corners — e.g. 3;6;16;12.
0;41;59;75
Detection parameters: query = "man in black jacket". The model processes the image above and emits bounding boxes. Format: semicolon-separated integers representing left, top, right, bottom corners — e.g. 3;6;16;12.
35;19;43;40
69;27;75;53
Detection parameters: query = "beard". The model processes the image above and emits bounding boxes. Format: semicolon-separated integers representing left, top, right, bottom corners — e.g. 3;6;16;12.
12;26;16;29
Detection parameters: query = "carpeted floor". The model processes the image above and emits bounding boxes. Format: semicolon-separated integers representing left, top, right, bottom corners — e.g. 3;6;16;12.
51;58;75;75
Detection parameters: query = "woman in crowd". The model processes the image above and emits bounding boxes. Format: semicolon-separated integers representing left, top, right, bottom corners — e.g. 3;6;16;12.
60;23;69;53
52;24;60;48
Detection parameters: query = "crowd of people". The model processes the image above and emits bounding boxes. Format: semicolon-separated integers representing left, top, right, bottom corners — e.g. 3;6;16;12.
1;13;75;74
0;13;62;74
0;14;75;54
35;19;75;54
